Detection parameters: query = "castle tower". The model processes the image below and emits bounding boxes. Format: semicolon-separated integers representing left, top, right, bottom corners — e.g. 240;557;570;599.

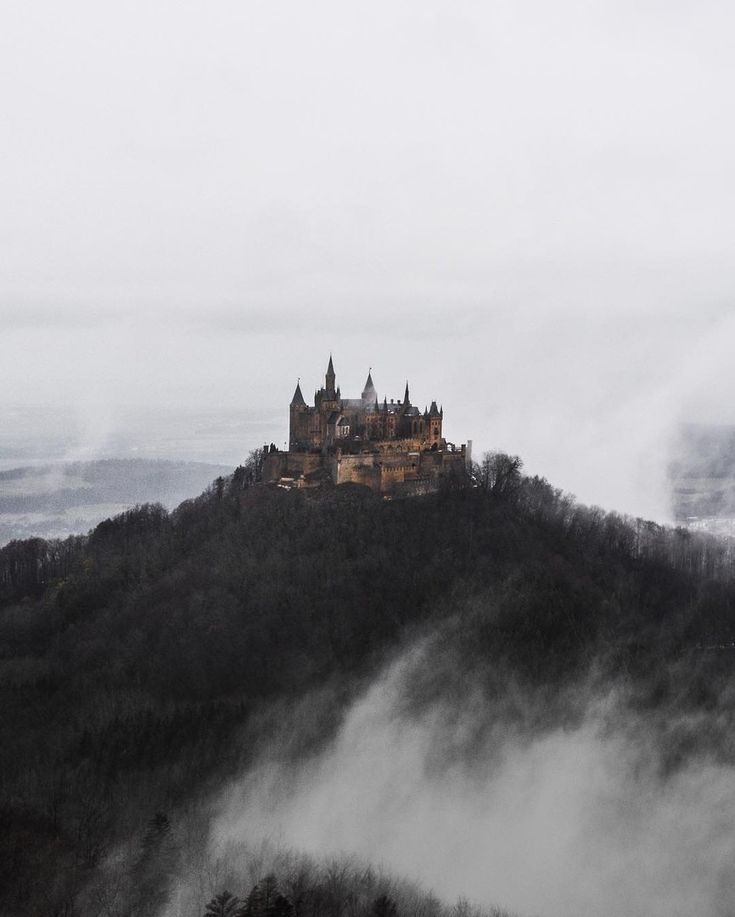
428;400;442;447
362;370;377;406
289;380;308;449
325;355;336;399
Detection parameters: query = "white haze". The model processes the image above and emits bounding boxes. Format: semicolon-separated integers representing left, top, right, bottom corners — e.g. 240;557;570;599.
209;647;735;917
3;2;735;519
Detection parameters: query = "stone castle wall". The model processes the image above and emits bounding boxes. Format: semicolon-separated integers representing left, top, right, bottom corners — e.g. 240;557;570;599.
263;445;469;496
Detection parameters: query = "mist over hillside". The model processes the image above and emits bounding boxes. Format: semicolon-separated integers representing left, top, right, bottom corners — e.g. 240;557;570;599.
0;459;231;545
670;424;735;534
2;458;735;916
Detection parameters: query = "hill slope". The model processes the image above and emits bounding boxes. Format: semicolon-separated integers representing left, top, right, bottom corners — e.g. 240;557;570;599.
1;459;735;916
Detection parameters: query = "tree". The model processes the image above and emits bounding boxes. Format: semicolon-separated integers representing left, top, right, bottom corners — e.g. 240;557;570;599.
129;811;178;916
231;447;269;491
245;876;294;917
474;451;523;499
205;890;245;917
245;875;277;917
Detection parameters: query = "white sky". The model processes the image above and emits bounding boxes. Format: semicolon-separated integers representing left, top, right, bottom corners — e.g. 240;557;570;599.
2;1;735;518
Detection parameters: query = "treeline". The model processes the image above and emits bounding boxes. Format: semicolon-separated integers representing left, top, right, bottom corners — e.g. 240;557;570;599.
474;451;735;578
1;453;735;914
2;451;732;611
37;820;514;917
189;851;512;917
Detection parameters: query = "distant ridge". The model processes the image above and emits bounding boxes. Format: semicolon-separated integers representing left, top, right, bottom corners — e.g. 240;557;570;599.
0;457;231;545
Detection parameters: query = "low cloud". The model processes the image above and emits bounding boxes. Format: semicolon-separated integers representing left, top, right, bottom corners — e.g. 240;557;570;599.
207;646;735;917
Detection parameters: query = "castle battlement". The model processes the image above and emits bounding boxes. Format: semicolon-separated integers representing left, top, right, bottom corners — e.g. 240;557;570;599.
263;357;471;495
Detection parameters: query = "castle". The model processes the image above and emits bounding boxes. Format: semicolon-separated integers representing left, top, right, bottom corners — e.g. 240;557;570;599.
263;357;471;495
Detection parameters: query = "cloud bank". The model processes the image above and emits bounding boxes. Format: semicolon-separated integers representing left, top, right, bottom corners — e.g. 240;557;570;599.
210;646;735;917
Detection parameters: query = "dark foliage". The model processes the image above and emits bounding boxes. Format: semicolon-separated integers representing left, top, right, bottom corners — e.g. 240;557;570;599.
205;891;245;917
372;894;398;917
1;455;734;914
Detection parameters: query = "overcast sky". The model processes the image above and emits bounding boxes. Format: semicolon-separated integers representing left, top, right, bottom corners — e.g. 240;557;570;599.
2;1;735;517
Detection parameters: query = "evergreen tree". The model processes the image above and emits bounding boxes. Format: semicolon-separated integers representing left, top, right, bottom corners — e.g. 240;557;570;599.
245;876;288;917
128;811;178;917
205;890;245;917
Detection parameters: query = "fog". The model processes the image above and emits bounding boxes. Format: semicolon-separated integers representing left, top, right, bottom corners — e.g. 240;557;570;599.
205;644;735;917
4;1;735;517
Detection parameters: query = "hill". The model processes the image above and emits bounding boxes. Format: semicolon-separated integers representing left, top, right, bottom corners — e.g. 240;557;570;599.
0;458;232;545
1;455;735;916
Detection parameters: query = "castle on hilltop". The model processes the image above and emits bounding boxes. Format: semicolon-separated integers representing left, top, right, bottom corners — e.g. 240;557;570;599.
263;356;471;495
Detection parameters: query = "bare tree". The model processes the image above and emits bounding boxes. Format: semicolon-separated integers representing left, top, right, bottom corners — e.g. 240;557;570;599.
474;451;523;499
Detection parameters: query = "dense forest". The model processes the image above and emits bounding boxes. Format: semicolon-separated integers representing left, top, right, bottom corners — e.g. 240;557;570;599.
2;452;735;916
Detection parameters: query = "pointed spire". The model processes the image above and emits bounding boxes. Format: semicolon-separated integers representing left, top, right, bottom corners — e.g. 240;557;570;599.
290;380;305;406
325;354;336;397
402;380;411;413
429;400;440;415
362;367;377;403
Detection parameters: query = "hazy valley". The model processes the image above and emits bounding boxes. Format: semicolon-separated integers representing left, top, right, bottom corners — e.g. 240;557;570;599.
0;460;232;546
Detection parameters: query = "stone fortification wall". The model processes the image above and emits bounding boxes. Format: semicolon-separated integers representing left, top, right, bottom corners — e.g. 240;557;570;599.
264;445;468;495
262;451;324;485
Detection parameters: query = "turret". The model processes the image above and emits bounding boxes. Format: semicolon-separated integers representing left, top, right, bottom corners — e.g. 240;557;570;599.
362;370;377;405
428;400;442;447
402;381;411;412
289;379;309;450
325;355;336;398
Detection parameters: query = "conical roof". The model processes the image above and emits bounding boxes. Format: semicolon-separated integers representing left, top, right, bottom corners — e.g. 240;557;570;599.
429;400;440;415
362;370;377;400
402;381;411;412
290;381;306;406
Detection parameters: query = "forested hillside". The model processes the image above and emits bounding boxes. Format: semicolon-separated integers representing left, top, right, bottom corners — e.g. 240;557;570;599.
2;455;735;916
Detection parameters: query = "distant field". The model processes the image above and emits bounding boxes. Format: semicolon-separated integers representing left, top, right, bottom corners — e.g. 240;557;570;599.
0;459;231;545
670;424;735;524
